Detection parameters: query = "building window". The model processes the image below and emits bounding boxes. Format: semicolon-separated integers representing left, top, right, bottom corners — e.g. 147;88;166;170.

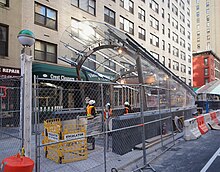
180;51;186;60
180;25;185;35
149;0;159;14
104;7;115;26
162;40;165;50
141;0;145;2
72;0;96;15
207;15;210;22
162;8;164;18
173;46;179;57
150;51;159;60
168;0;170;8
0;24;8;56
188;67;191;75
188;43;191;51
120;16;134;35
180;38;185;48
188;55;191;63
204;78;209;84
0;0;9;7
181;64;186;73
172;18;178;30
207;35;210;40
168;59;171;68
207;22;210;27
180;12;185;23
138;27;146;40
204;68;208;76
168;43;171;53
207;42;211;49
150;33;159;47
138;7;145;21
189;79;191;86
120;0;134;14
187;8;190;16
168;13;170;23
187;20;190;28
104;58;116;73
173;61;179;71
84;54;96;70
162;24;165;34
162;56;165;65
172;3;178;16
34;40;57;63
168;28;170;38
197;44;200;49
35;2;57;30
179;0;185;10
204;58;208;66
206;9;209;14
172;32;178;43
150;15;159;30
187;31;190;40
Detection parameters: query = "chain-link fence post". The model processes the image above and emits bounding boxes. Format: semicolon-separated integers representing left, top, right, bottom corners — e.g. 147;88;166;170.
139;84;146;165
169;76;175;144
158;80;164;148
33;75;38;172
101;83;107;172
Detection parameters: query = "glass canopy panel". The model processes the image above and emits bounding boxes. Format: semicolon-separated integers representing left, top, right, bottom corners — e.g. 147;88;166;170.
59;21;196;106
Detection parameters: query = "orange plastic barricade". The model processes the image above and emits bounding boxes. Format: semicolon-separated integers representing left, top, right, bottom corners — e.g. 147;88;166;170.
196;115;208;135
210;111;219;125
1;154;34;172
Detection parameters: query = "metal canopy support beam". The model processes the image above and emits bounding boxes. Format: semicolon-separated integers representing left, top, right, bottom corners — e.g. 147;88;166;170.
136;53;147;110
76;45;118;80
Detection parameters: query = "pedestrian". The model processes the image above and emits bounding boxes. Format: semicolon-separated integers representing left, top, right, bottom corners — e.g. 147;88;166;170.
124;101;131;115
86;99;97;119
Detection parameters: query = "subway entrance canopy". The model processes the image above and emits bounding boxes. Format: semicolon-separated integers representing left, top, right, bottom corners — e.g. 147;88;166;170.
58;20;195;100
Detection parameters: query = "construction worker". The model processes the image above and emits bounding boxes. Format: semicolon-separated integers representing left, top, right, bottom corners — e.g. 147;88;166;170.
124;101;131;115
86;99;97;150
86;100;97;119
104;103;113;121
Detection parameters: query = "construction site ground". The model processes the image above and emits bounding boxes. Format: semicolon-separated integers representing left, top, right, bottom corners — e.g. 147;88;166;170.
1;129;220;172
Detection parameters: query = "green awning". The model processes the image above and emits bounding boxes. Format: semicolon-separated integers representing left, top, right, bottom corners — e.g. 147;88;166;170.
32;63;87;81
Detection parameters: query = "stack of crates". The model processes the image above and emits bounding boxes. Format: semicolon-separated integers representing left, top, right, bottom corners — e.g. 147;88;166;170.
42;118;88;164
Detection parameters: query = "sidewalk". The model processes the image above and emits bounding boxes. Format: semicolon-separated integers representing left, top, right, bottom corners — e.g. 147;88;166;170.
133;130;220;172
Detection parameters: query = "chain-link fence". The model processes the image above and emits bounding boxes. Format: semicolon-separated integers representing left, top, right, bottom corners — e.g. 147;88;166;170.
33;77;194;172
0;77;23;163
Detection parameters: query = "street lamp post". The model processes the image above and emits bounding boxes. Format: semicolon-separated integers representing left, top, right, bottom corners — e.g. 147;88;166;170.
17;30;35;157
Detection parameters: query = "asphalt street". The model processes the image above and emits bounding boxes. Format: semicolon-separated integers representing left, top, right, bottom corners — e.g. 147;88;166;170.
143;130;220;172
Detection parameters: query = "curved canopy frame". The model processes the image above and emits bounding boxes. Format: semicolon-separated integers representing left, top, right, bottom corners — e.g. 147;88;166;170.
59;20;196;98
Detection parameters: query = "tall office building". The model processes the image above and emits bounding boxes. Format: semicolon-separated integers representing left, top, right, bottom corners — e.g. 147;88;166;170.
0;0;192;85
192;0;220;55
192;0;220;87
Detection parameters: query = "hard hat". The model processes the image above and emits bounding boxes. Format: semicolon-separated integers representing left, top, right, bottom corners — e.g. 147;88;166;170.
89;100;95;105
124;101;129;105
106;103;110;106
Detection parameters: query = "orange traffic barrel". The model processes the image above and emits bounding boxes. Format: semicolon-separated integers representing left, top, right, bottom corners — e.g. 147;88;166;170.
1;154;34;172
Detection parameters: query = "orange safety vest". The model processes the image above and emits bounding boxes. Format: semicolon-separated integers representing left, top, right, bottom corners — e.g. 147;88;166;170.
86;105;95;117
124;107;129;114
104;108;113;120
